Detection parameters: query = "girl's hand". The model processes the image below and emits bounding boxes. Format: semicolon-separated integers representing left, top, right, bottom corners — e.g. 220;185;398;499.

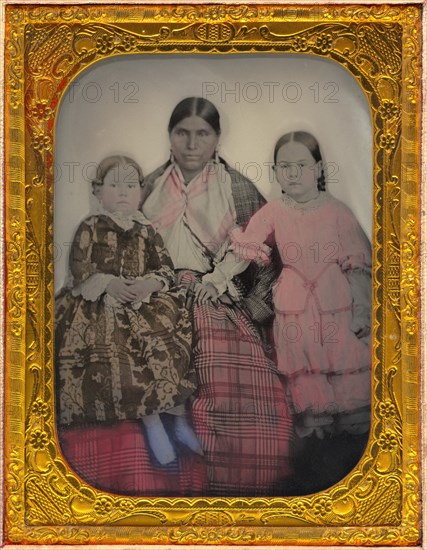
194;282;218;304
354;325;370;339
106;278;138;303
350;316;370;339
125;277;164;303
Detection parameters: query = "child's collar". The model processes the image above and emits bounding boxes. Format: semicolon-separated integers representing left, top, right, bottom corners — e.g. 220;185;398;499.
95;204;151;230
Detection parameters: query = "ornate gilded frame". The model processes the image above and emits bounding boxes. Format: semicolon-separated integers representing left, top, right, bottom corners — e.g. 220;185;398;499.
3;2;422;546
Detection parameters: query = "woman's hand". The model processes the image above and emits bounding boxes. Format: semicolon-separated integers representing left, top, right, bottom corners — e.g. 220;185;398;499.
218;293;233;305
194;282;218;304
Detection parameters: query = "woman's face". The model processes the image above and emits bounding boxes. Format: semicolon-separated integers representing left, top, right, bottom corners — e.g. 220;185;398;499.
274;141;321;202
97;164;143;214
169;115;219;179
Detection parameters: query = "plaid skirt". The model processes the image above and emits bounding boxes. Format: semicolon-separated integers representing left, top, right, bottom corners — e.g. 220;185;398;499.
58;420;208;496
191;300;293;496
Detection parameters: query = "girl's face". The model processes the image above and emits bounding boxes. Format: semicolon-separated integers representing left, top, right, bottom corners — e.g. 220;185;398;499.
169;115;219;180
274;141;322;202
97;164;143;214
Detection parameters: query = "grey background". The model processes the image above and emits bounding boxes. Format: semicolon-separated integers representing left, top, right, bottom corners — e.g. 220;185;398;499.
54;53;372;291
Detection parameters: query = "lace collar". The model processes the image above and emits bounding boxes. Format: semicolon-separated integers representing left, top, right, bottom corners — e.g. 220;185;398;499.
281;190;330;211
94;205;151;231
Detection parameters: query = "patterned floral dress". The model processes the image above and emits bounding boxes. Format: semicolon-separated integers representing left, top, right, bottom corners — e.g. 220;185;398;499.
55;213;196;427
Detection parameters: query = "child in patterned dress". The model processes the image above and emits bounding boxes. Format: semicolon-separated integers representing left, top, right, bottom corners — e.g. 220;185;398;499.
55;155;203;465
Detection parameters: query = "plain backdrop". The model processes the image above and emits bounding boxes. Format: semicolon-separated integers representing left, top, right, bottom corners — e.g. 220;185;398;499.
54;53;372;291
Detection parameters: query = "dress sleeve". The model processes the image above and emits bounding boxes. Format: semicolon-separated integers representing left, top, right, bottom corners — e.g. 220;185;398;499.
229;203;276;265
69;218;116;301
203;202;276;297
337;204;372;273
69;217;97;284
232;202;279;324
144;225;176;289
201;251;248;298
337;204;372;335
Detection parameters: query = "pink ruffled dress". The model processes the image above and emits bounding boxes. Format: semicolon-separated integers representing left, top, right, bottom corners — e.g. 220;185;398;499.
231;192;371;436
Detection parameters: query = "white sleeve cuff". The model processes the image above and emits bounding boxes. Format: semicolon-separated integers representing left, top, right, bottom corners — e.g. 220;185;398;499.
202;253;248;299
72;273;116;301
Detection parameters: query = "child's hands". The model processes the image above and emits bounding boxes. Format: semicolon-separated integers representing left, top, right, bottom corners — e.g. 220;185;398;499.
106;278;139;303
125;277;164;303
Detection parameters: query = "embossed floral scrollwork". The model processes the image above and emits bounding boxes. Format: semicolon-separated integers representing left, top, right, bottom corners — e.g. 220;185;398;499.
119;35;136;52
378;430;398;451
379;133;396;151
204;6;227;21
312;497;333;517
32;131;52;152
31;398;49;417
26;527;94;544
379;100;399;121
227;6;259;21
93;496;114;516
157;6;199;22
379;401;396;419
118;498;136;513
95;33;115;54
31;100;53;121
9;265;24;289
290;500;308;515
29;429;49;450
315;33;333;52
293;36;308;52
168;527;267;544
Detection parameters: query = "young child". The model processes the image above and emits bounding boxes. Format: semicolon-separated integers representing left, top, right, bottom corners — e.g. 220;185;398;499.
55;155;203;466
230;131;371;440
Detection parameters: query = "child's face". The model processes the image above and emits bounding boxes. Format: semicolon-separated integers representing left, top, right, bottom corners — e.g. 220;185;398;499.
98;164;143;214
274;141;322;202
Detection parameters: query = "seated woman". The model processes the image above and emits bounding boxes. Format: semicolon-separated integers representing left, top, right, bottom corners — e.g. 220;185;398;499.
142;97;293;496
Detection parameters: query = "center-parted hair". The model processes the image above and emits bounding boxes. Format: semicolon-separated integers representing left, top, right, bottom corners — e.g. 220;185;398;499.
274;131;326;191
92;155;145;190
168;97;221;135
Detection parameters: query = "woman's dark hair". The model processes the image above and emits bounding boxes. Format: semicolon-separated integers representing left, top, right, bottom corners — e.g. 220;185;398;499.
168;97;221;135
92;155;144;190
274;131;326;191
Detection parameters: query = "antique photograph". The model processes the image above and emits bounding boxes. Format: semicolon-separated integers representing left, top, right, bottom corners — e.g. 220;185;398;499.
54;54;372;497
3;2;422;546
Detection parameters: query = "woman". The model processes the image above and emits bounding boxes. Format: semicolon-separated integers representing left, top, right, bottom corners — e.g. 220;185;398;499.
142;97;293;496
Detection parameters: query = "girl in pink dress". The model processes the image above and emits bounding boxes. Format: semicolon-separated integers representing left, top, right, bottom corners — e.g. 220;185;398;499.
231;131;371;441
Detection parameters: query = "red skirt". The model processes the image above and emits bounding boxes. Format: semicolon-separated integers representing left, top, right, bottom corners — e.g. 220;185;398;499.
59;420;208;496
